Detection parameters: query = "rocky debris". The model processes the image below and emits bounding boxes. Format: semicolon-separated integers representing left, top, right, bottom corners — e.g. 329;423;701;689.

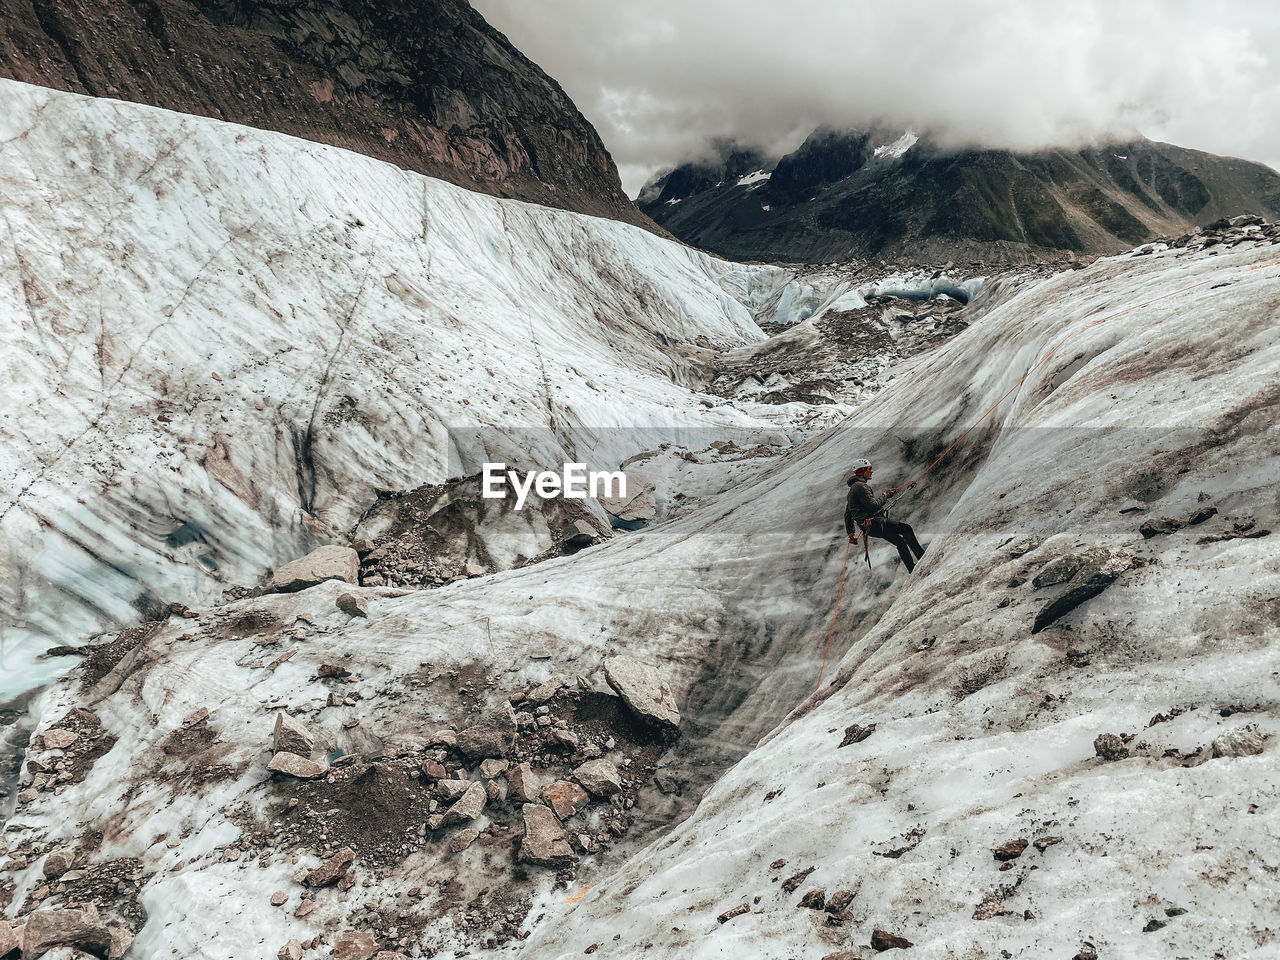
420;759;447;780
0;920;24;957
269;890;288;906
318;662;352;679
798;888;826;909
270;545;360;593
826;889;857;914
1140;516;1185;538
448;828;481;853
273;712;314;757
972;891;1004;920
507;762;541;803
603;656;680;731
993;839;1028;861
337;593;369;618
333;931;378;960
519;804;575;867
441;782;487;826
42;851;74;879
543;780;591;819
573;759;622;797
782;867;815;893
527;678;566;705
456;703;518;759
838;723;876;747
870;928;914;951
1211;725;1265;758
1187;506;1218;525
437;777;471;801
717;903;750;924
549;728;580;750
1073;944;1098;960
268;752;327;778
278;940;303;960
478;758;509;779
21;906;113;957
1094;733;1129;761
599;473;656;522
1032;548;1110;589
305;847;355;888
1033;551;1140;633
1033;835;1063;852
42;729;80;750
108;927;134;959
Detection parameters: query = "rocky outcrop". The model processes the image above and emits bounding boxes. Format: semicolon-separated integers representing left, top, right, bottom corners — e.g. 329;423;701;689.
603;656;681;731
20;906;112;957
273;712;314;757
0;0;651;228
640;129;1280;264
270;545;359;593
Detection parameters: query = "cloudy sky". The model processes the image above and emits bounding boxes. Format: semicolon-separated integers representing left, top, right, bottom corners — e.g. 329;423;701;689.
473;0;1280;197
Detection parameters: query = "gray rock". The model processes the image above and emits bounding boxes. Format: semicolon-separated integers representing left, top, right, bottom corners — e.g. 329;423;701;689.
507;762;541;803
573;759;622;797
442;782;487;826
1211;725;1265;758
603;655;680;730
1031;548;1110;589
305;847;355;887
478;758;509;779
519;804;575;867
0;920;24;958
437;779;470;801
456;702;518;759
273;712;314;758
549;728;579;750
599;473;656;521
543;779;590;819
270;545;360;593
1033;552;1137;634
109;927;134;960
527;677;565;704
337;593;369;618
42;851;73;879
278;940;303;960
1093;733;1128;761
268;752;327;779
21;906;112;957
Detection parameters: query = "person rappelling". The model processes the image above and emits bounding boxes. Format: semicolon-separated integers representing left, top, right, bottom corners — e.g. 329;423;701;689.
844;458;926;573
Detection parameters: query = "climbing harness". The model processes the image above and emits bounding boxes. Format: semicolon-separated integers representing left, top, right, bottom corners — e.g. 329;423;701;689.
816;259;1280;693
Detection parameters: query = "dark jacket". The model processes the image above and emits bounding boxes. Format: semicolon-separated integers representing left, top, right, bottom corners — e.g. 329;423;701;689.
844;477;887;532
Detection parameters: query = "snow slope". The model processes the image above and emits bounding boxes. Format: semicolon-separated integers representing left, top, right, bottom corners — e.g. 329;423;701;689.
3;81;1280;960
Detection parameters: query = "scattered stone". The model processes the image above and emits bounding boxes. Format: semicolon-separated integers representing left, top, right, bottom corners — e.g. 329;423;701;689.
782;867;815;893
993;839;1028;861
21;906;112;957
508;762;541;803
870;928;914;951
584;945;599;955
427;814;444;831
437;779;470;801
527;677;566;704
1033;836;1063;852
337;593;369;618
486;780;503;802
478;758;509;779
449;828;481;853
549;728;580;750
333;931;378;960
839;723;876;747
1139;517;1185;538
181;707;209;728
1093;733;1128;761
108;927;134;960
456;702;518;759
1187;506;1218;525
1033;552;1138;633
305;847;355;887
268;752;326;779
318;663;351;679
270;891;288;906
271;545;360;592
442;782;487;826
278;940;303;960
421;759;447;779
972;891;1003;920
42;850;73;879
41;728;80;750
1073;944;1098;960
798;889;826;909
519;804;575;867
1143;918;1166;932
717;903;750;924
294;900;316;918
826;889;857;913
573;759;622;797
603;655;680;731
821;953;864;960
0;921;24;957
1211;725;1265;758
544;780;591;819
273;712;314;757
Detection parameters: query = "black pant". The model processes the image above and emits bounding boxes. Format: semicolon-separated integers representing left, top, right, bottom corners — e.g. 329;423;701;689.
862;518;925;572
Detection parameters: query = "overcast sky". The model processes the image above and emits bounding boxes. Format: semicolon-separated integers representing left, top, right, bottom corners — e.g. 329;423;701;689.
473;0;1280;197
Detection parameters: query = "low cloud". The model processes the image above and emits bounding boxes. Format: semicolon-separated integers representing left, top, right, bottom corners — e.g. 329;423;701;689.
474;0;1280;196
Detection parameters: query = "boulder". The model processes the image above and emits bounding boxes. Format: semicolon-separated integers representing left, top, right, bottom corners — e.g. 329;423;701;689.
305;847;355;887
870;928;913;951
42;850;73;879
543;780;590;819
333;931;378;960
268;752;326;779
21;906;112;957
573;759;622;797
519;804;575;867
1033;552;1137;633
1140;516;1185;538
1093;733;1128;761
798;889;826;909
0;920;24;957
42;729;79;750
420;759;447;779
273;712;314;758
1031;548;1109;589
603;655;680;730
108;928;134;960
1211;725;1266;758
548;728;579;750
993;838;1028;861
278;941;303;960
441;782;487;826
527;677;565;704
478;758;509;779
599;473;656;522
337;593;369;617
270;545;360;593
437;779;470;801
455;702;518;759
507;762;541;803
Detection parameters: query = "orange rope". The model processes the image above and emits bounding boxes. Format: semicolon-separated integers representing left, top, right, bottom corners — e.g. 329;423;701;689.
816;538;852;693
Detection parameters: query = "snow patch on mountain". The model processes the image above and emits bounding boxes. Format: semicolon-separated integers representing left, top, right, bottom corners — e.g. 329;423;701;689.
873;131;919;160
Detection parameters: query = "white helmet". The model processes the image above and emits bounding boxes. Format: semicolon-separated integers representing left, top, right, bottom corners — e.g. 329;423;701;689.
850;458;872;473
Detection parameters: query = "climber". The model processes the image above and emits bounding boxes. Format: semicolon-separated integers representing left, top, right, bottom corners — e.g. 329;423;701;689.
844;459;926;573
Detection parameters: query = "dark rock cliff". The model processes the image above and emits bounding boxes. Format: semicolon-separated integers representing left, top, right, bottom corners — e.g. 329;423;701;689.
0;0;652;227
